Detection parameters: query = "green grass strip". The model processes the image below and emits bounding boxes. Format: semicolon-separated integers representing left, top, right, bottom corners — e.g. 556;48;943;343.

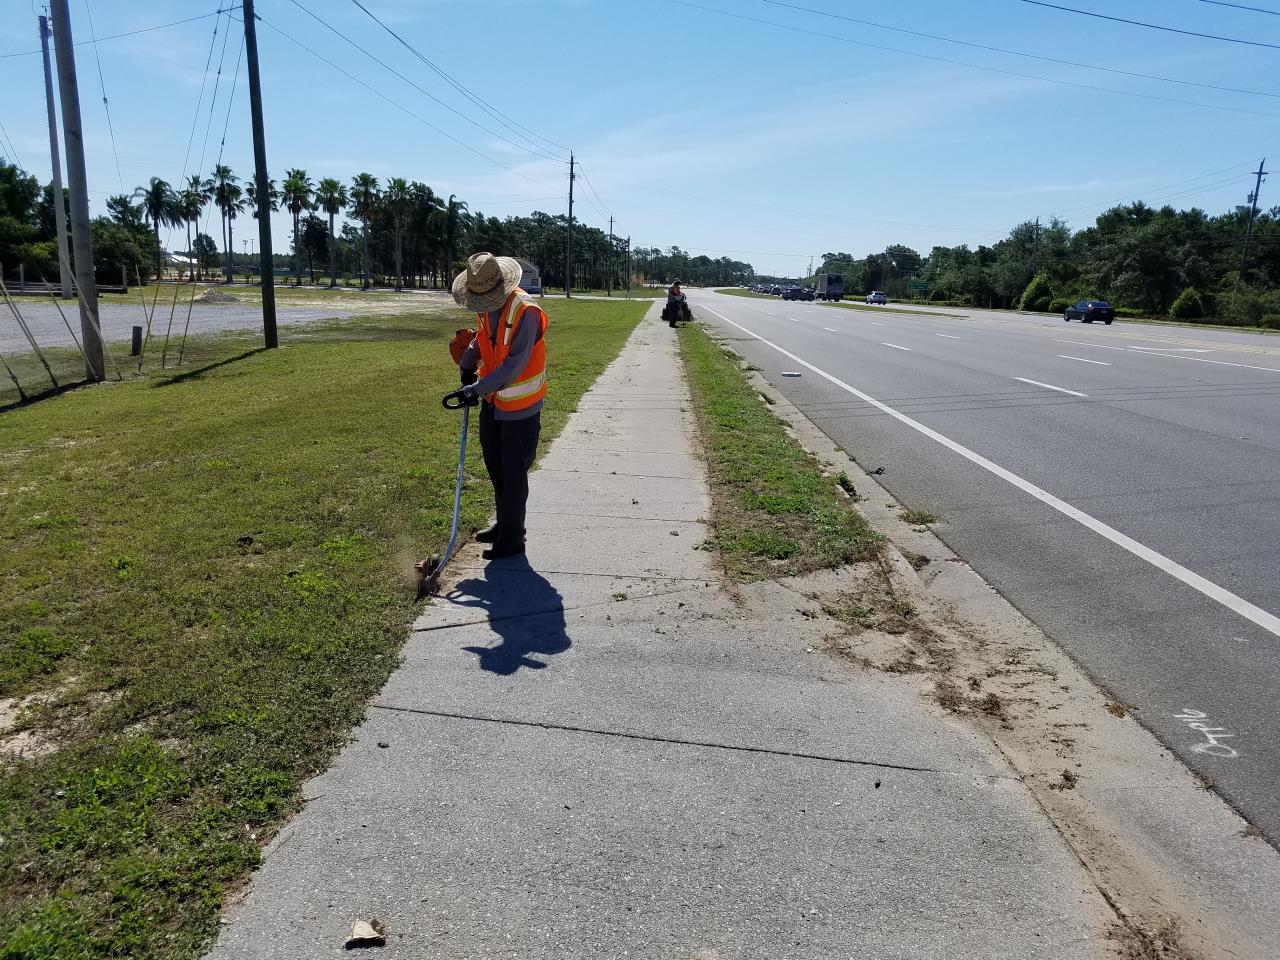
678;323;881;581
0;299;646;959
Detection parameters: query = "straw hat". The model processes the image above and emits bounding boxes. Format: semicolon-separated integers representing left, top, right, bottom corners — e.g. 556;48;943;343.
451;252;523;312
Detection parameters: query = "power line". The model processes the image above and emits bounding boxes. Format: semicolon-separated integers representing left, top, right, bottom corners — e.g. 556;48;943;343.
345;0;572;160
1018;0;1280;50
80;0;125;191
254;14;557;190
662;0;1280;120
1198;0;1280;13
756;0;1280;100
0;10;229;59
180;12;226;184
285;0;567;164
0;119;21;166
574;163;612;220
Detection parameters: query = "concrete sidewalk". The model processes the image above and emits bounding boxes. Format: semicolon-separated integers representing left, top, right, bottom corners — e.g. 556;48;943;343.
207;309;1113;958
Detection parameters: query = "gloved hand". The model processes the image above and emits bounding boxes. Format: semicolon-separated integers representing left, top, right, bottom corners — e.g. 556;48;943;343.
460;367;478;387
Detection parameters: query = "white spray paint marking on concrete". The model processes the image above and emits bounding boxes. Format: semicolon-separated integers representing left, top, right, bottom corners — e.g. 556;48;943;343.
882;343;911;351
1057;355;1111;365
1014;377;1088;398
1172;709;1239;758
699;304;1280;641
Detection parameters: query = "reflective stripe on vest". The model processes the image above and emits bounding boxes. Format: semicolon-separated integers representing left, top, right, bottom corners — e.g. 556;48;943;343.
475;289;547;412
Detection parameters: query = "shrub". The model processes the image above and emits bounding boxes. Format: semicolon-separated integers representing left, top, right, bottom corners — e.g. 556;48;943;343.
1216;284;1280;327
1049;297;1074;313
1018;273;1054;312
1169;288;1205;320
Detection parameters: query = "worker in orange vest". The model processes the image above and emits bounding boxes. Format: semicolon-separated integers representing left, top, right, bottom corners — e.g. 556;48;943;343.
449;252;548;560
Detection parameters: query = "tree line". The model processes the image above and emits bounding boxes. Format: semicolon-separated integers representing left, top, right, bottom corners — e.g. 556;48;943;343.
0;159;754;294
813;199;1280;326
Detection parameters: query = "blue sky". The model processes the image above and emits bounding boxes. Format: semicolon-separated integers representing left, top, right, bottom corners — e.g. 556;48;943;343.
1;0;1277;276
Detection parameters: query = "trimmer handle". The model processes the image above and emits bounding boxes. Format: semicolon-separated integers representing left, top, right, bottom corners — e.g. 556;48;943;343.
442;389;479;410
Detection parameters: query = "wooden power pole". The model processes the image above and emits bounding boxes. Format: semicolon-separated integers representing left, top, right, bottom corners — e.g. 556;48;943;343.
242;0;277;348
49;0;104;380
39;15;73;300
565;152;575;298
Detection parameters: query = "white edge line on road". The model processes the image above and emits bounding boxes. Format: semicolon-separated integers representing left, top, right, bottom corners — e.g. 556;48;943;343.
1051;338;1129;352
699;305;1280;640
1058;355;1111;366
936;334;961;339
1014;377;1088;397
882;342;911;351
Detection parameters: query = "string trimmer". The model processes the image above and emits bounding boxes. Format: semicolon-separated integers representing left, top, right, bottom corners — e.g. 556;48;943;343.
414;388;478;600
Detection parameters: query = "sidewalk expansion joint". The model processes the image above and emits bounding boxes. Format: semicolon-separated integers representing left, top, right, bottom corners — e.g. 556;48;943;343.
537;468;701;481
411;583;716;634
367;703;1007;778
526;510;705;523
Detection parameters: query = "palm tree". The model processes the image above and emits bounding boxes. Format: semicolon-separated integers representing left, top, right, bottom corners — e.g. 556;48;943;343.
245;175;280;219
282;168;315;287
178;174;211;281
349;172;380;290
211;165;241;283
134;177;177;279
315;177;348;288
445;193;468;280
222;184;245;284
386;177;411;292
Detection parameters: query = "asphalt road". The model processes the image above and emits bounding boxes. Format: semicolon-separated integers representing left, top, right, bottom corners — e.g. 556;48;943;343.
690;289;1280;842
0;300;367;354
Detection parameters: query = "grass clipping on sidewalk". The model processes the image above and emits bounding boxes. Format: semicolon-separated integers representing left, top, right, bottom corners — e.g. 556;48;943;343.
679;323;881;580
0;298;646;960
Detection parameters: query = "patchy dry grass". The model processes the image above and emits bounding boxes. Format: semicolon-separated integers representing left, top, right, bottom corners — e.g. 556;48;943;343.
0;299;646;959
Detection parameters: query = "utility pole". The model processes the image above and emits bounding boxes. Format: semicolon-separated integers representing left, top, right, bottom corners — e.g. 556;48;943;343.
626;235;631;299
606;215;613;297
242;0;277;348
1239;158;1267;282
49;0;103;380
39;15;73;300
565;152;575;298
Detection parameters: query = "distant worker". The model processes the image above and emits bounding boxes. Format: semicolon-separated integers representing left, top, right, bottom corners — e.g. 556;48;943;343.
665;278;689;327
449;252;548;560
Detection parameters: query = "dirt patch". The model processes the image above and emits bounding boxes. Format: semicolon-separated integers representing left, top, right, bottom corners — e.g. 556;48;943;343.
194;288;241;304
1109;918;1197;960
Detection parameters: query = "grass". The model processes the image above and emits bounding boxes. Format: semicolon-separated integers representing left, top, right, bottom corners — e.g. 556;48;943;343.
678;324;881;581
0;297;647;959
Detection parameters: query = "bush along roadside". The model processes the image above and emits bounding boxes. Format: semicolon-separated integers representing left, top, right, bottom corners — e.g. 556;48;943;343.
0;299;648;960
677;323;881;581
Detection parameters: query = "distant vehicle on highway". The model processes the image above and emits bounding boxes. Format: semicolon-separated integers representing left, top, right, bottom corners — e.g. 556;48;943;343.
865;291;887;305
782;287;814;301
1064;299;1115;324
815;273;844;301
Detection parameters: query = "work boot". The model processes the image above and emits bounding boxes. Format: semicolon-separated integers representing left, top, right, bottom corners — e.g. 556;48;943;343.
482;542;525;561
474;524;501;543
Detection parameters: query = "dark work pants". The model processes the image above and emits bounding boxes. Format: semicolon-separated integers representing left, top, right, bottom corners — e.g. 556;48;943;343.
478;402;541;547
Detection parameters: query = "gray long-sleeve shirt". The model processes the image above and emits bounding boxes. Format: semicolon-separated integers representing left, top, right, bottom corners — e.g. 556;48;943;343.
460;303;543;421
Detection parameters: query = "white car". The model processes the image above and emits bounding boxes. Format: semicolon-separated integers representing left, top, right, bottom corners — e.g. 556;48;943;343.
865;291;887;305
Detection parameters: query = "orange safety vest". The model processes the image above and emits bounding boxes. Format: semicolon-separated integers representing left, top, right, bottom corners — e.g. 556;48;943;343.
476;289;548;412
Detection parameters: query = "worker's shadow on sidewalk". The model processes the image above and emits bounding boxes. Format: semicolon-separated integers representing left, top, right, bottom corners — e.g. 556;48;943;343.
446;556;570;676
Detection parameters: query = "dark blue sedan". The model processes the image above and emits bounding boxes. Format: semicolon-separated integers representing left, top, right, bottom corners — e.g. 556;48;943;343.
1064;299;1115;325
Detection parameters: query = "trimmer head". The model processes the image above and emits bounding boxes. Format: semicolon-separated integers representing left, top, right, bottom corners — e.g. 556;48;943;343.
413;553;442;601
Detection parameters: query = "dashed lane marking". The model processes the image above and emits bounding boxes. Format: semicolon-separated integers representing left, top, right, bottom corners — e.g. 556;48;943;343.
1057;355;1111;365
1014;377;1088;397
882;342;911;351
